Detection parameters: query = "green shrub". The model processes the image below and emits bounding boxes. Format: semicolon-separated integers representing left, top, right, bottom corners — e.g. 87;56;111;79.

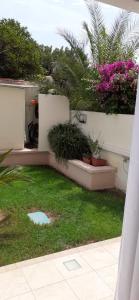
48;122;91;161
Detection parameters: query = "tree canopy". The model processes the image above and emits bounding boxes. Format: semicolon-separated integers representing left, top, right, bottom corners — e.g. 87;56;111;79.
0;19;41;79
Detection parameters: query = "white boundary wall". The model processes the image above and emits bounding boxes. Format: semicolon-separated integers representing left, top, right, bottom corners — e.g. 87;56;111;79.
39;94;70;151
72;111;134;191
0;85;25;150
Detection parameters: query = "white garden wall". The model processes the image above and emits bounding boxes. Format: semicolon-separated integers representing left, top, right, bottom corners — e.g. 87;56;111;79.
102;150;129;191
39;94;70;151
0;85;25;150
72;111;134;191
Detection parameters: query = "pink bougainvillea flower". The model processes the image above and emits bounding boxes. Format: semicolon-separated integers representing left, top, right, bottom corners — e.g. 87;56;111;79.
89;59;139;114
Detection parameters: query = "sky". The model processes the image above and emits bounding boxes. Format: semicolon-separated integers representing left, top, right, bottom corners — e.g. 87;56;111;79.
0;0;124;48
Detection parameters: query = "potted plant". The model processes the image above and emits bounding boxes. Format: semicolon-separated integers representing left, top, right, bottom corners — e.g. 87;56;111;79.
48;123;91;162
82;152;92;165
89;138;107;167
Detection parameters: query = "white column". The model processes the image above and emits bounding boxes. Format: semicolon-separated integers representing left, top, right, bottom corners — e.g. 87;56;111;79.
115;78;139;300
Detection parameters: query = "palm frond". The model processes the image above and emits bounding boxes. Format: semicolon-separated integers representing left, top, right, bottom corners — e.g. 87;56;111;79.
58;29;87;68
0;167;30;185
0;150;31;185
83;21;97;62
123;17;139;52
0;149;12;164
126;36;139;53
125;16;139;37
58;29;80;49
84;1;105;63
85;0;104;37
109;11;130;46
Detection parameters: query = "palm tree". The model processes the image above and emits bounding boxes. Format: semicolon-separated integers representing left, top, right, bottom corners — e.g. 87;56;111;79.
55;0;139;110
59;0;139;65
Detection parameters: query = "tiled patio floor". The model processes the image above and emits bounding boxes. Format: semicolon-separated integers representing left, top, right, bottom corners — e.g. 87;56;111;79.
0;237;121;300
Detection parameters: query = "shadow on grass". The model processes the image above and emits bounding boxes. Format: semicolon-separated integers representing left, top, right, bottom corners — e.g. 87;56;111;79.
0;232;21;242
73;190;125;216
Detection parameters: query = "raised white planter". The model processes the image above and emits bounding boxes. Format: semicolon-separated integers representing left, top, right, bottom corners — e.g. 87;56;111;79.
71;110;134;191
48;152;116;191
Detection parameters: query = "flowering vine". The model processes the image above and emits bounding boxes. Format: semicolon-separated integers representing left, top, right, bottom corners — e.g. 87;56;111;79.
89;60;139;114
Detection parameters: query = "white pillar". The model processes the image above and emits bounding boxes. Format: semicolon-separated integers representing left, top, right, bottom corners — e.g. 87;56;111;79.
115;78;139;300
38;94;70;151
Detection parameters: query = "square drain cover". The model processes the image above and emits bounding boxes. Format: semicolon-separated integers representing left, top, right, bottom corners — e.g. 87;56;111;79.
28;211;51;225
63;259;81;271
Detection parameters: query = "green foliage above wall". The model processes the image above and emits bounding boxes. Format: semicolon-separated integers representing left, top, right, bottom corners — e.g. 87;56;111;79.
0;19;41;79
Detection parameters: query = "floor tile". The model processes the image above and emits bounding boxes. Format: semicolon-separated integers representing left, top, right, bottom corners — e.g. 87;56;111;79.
0;238;120;300
22;260;63;290
55;253;91;279
67;271;112;300
97;264;118;290
0;264;17;274
103;242;120;259
34;281;78;300
9;292;35;299
0;269;30;300
80;247;116;270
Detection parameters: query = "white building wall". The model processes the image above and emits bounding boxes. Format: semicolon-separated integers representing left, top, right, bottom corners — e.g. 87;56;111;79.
0;86;25;150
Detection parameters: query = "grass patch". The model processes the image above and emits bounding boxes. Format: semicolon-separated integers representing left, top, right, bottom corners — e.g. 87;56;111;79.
0;166;125;266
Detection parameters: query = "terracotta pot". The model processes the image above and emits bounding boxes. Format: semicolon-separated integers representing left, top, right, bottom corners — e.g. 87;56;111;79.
91;157;107;167
82;157;91;165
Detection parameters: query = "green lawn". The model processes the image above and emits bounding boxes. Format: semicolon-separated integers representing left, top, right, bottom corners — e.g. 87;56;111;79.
0;166;125;266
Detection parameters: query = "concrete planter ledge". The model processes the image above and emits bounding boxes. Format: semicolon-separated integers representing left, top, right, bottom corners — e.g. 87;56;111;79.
1;149;49;166
48;152;116;191
69;159;115;174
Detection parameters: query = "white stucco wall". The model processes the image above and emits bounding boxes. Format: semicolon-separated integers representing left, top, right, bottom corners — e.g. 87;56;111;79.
72;111;134;191
72;111;134;157
39;94;70;151
0;85;25;150
102;150;129;191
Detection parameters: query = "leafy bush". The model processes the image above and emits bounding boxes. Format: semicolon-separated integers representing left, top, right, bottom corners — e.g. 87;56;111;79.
88;60;139;114
48;122;91;161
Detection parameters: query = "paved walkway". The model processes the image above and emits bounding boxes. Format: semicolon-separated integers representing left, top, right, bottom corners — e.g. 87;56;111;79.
0;237;121;300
